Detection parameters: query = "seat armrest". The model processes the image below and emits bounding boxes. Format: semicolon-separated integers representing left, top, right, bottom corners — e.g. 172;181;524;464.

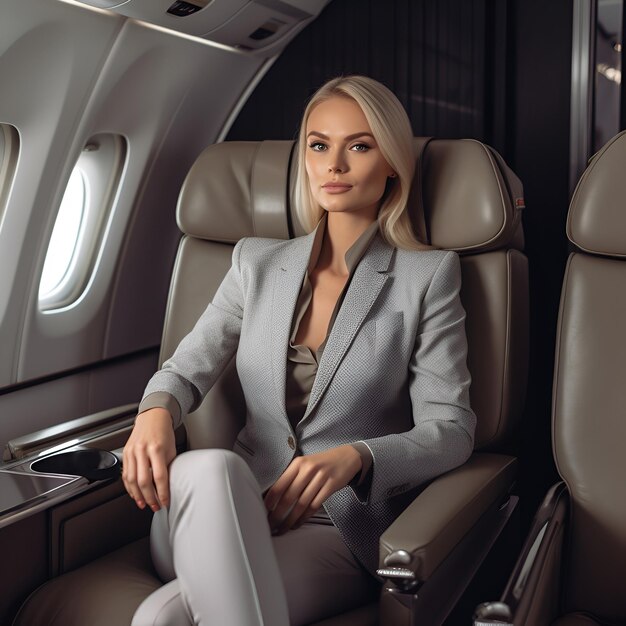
379;453;517;582
474;481;569;625
3;404;139;461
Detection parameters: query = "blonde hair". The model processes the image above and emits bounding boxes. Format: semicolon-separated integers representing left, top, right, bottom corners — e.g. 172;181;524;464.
293;75;431;250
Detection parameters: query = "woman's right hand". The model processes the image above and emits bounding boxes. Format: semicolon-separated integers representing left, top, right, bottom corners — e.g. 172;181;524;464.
122;408;176;512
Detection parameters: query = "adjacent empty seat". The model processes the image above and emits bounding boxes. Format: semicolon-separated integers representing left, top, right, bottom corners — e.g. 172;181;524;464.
474;130;626;626
15;137;528;626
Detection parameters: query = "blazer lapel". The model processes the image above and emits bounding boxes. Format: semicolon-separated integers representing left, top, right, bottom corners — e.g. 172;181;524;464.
269;228;318;425
301;235;394;422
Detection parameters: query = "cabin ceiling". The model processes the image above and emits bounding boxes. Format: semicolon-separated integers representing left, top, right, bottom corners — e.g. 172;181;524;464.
70;0;332;56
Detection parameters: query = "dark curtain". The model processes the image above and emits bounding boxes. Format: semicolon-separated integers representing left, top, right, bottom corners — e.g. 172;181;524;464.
227;0;511;154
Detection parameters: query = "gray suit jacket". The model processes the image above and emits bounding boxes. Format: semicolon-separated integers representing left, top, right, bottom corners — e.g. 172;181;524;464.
142;227;476;574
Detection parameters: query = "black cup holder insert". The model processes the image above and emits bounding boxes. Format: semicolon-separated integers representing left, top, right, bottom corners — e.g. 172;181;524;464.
31;449;120;481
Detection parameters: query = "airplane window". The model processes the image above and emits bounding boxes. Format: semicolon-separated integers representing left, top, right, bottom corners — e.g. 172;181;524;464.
0;124;19;231
38;134;126;311
39;167;86;299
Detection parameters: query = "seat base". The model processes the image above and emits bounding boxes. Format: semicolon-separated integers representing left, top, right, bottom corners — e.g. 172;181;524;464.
13;537;161;626
14;535;379;626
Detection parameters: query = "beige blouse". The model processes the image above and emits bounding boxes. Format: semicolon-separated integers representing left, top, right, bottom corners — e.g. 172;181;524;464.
285;214;376;497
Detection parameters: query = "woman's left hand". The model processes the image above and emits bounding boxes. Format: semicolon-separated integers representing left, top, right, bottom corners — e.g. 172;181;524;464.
264;445;362;534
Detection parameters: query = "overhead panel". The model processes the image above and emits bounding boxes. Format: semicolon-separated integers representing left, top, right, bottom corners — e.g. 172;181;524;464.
74;0;331;53
103;0;249;37
201;0;314;51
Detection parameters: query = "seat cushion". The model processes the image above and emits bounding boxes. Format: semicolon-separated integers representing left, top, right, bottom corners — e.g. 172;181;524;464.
552;612;602;626
14;533;377;626
13;537;160;626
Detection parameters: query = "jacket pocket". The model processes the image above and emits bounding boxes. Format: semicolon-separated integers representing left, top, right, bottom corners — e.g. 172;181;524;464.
233;438;255;456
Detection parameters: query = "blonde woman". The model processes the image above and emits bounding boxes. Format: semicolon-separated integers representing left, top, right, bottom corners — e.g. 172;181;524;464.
124;75;476;625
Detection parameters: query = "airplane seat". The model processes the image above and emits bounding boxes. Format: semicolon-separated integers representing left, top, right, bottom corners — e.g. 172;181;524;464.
473;130;626;626
13;137;528;626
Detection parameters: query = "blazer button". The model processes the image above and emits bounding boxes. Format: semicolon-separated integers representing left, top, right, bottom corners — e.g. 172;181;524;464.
287;436;296;450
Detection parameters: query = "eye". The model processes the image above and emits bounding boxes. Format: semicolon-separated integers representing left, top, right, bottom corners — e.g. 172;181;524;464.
350;143;370;152
308;141;327;152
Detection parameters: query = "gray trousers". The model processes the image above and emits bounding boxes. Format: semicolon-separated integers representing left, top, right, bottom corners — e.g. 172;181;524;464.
132;449;378;626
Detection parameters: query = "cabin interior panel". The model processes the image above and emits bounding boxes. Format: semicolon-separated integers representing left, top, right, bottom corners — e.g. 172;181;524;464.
0;0;266;447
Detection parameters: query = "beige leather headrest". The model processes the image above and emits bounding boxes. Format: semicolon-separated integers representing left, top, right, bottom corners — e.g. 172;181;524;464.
567;130;626;257
178;138;524;252
418;139;524;251
177;141;293;241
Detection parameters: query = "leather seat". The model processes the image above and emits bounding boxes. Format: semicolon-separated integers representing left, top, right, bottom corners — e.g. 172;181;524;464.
14;137;528;626
473;130;626;626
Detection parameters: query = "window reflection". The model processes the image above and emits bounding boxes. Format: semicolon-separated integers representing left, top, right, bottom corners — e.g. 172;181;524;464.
39;167;86;299
594;0;623;151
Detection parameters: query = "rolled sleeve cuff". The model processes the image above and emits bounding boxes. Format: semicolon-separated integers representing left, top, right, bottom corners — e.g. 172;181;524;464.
137;392;182;429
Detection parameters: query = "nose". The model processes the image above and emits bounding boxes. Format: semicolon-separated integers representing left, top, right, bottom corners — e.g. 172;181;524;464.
327;150;348;174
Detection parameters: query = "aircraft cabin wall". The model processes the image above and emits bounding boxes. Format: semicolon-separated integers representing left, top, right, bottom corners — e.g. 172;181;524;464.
0;0;326;452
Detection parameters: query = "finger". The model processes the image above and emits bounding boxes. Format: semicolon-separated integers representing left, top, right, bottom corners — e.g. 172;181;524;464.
269;466;318;531
267;484;302;529
282;479;337;534
136;452;160;511
122;451;143;506
264;461;299;511
267;465;314;528
276;473;325;534
149;449;170;508
307;482;336;513
267;487;298;530
264;472;294;512
121;475;133;500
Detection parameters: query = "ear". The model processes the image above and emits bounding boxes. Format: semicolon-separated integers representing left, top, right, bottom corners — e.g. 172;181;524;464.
388;172;397;179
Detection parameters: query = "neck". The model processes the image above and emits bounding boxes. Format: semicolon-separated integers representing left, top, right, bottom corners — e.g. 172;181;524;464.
318;210;377;275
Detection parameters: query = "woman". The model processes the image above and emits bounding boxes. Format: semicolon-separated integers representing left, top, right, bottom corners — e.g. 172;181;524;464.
124;75;476;625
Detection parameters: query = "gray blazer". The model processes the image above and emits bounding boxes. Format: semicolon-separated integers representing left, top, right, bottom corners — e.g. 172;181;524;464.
142;227;476;574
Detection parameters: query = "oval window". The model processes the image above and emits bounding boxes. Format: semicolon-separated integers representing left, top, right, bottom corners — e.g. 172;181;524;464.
39;167;87;299
0;124;19;233
38;134;125;310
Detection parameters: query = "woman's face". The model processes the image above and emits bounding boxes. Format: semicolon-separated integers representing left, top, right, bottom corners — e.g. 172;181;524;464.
305;96;395;220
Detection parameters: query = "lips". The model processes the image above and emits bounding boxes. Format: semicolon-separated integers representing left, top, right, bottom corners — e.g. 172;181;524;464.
322;183;353;193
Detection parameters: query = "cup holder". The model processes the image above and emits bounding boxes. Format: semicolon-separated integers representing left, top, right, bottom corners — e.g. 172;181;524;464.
31;449;120;482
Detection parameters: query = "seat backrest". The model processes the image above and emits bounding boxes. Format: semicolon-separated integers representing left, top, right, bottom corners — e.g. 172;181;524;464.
160;138;528;454
415;139;528;450
553;130;626;622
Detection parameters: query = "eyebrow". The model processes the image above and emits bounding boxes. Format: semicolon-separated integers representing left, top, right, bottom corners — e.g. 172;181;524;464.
306;131;375;141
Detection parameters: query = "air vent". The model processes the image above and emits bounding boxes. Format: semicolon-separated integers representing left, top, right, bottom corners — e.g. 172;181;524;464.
249;18;286;40
167;0;209;17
